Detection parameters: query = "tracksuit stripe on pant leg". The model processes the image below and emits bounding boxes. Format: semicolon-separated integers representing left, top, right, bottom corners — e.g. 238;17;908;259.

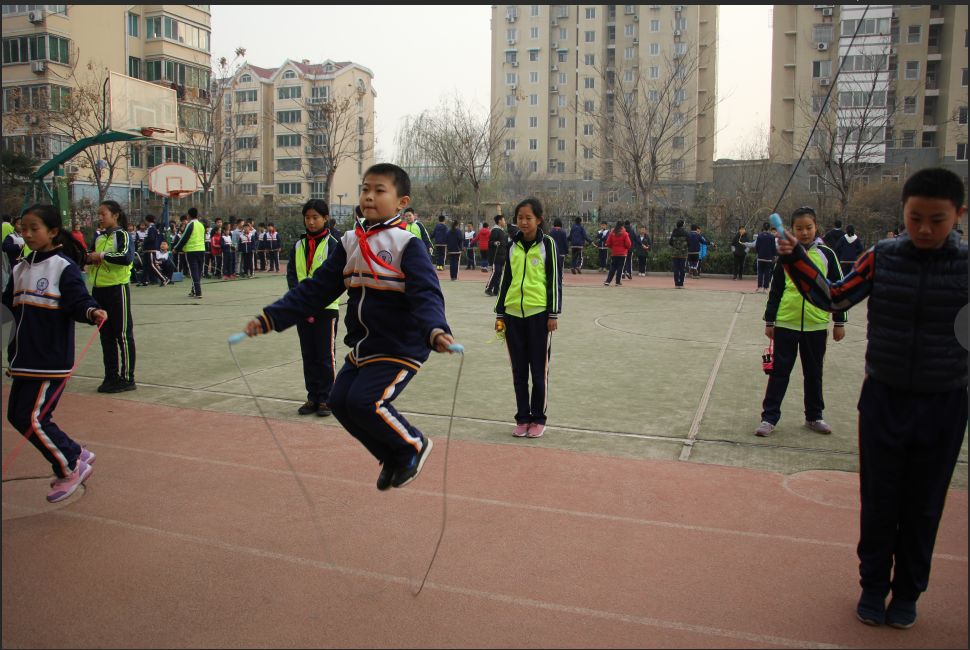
30;380;70;476
329;317;337;381
120;284;131;380
542;331;552;416
374;370;423;453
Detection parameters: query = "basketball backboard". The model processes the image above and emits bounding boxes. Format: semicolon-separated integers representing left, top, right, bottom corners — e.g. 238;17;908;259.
108;72;179;143
148;162;200;199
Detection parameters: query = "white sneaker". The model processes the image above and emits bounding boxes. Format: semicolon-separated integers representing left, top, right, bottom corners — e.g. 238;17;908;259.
754;421;775;437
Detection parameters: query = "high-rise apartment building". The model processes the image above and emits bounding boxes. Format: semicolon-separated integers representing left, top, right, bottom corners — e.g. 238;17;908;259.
1;4;213;209
216;60;376;215
491;4;717;214
769;4;968;195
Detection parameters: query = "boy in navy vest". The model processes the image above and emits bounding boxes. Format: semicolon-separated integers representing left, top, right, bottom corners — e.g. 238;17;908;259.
244;164;458;491
775;168;967;630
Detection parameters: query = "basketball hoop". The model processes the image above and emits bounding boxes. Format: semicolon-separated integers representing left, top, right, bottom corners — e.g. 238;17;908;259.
140;126;174;138
147;162;200;200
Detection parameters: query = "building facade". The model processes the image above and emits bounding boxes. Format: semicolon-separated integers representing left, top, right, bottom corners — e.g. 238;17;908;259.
1;4;213;211
216;59;376;216
490;4;718;215
769;4;968;198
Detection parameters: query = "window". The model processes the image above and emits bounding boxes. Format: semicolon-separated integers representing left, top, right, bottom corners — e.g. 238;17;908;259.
310;182;327;199
650;20;659;32
506;72;517;84
959;107;968;125
529;94;538;105
921;131;935;148
608;190;618;204
506;51;517;64
648;89;659;102
907;25;921;44
557;139;566;151
278;182;301;195
238;184;257;195
584;77;595;89
582;190;594;202
278;86;301;100
235;136;257;149
584;54;595;66
841;17;891;37
962;68;968;87
506;94;516;107
583;123;593;135
901;130;916;148
530;27;539;39
625;25;635;37
675;18;687;31
558;51;568;63
813;60;832;78
528;161;538;172
624;69;634;82
673;136;685;149
235;89;257;103
674;89;687;102
529;138;538;150
277;110;301;124
560;28;568;40
558;95;567;107
624;47;636;60
277;134;300;147
585;7;595;19
957;143;967;161
505;117;515;128
146;16;161;39
583;146;593;159
529;50;539;61
128;12;139;37
560;72;567;84
838;90;886;108
583;99;594;112
128;144;143;168
277;158;301;172
904;61;919;80
584;30;595;43
530;5;539;17
649;43;660;56
235;113;257;127
583;169;594;180
903;96;917;114
505;139;516;151
649;66;659;79
235;160;257;173
128;56;141;79
282;70;296;79
529;71;538;83
506;28;517;41
529;116;538;127
239;73;252;84
2;34;70;65
674;42;687;57
558;117;566;128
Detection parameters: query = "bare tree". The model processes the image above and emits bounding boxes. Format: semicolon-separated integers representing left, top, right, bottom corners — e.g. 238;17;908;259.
582;40;718;232
714;126;786;230
275;80;374;206
396;95;508;219
179;47;246;208
800;48;900;218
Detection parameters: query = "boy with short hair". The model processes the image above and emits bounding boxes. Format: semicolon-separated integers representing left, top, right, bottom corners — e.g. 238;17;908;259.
774;167;968;630
244;164;458;491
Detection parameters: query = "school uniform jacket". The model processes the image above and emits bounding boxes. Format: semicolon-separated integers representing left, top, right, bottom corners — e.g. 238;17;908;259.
257;215;451;370
494;231;562;321
2;249;100;378
765;242;846;331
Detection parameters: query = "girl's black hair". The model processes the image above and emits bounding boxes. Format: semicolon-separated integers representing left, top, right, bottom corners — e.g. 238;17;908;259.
100;200;129;230
613;221;624;234
790;206;818;226
302;199;330;217
450;219;459;230
514;197;544;222
22;203;86;266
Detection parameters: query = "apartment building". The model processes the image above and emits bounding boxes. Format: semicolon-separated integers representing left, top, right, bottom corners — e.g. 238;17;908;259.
769;4;968;195
1;4;213;209
491;4;718;213
216;59;376;215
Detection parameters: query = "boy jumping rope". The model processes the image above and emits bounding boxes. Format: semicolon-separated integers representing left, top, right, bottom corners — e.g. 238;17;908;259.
774;168;967;630
243;164;458;490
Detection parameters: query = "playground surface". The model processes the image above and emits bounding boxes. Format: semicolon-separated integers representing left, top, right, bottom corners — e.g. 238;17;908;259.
2;266;967;648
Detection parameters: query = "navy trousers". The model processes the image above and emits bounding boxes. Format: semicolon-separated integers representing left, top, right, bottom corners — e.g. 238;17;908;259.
92;284;135;383
187;250;204;295
757;260;774;289
570;246;584;271
760;327;827;425
504;313;553;425
328;359;428;468
598;247;608;269
672;258;687;286
856;377;967;601
7;378;81;478
296;309;338;405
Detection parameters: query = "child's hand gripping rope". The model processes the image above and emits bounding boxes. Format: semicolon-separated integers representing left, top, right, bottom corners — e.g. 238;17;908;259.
771;212;799;256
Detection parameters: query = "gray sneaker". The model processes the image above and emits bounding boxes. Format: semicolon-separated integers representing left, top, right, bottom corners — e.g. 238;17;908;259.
805;419;833;434
754;421;775;437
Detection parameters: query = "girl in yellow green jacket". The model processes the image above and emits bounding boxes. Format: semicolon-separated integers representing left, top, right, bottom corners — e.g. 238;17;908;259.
755;207;846;437
494;198;563;439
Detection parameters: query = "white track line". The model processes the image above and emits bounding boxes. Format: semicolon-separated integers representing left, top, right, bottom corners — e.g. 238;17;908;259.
679;294;745;461
1;502;848;649
38;440;968;563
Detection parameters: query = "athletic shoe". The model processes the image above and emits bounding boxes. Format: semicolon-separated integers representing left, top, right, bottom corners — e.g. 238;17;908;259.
160;278;171;287
805;419;832;434
391;436;433;488
754;421;775;437
576;269;582;274
51;448;96;487
97;377;121;393
513;423;530;437
886;598;917;629
47;460;93;503
316;403;332;417
526;423;545;438
103;379;136;394
376;462;395;491
856;591;887;626
603;282;610;287
190;294;203;299
297;401;318;415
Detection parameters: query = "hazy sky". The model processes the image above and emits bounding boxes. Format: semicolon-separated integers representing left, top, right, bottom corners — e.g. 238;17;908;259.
211;4;773;161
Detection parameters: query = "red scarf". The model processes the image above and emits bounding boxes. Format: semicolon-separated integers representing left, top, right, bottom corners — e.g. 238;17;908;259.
305;228;328;276
355;219;405;280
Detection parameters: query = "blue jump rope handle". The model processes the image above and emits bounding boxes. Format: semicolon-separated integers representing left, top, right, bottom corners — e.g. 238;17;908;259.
228;332;247;346
769;213;785;238
447;343;465;354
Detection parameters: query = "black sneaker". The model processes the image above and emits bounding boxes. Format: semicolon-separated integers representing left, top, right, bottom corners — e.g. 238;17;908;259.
391;437;433;488
297;401;317;415
102;379;136;394
856;590;887;626
97;377;121;393
376;462;395;491
886;598;917;629
316;403;332;417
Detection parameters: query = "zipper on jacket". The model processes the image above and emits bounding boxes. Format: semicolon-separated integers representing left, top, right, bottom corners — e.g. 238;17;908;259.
518;241;527;317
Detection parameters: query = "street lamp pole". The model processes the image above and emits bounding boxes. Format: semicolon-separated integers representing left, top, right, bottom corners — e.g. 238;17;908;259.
337;193;346;220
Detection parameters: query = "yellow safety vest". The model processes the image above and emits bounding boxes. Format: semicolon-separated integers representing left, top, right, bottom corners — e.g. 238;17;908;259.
295;236;339;311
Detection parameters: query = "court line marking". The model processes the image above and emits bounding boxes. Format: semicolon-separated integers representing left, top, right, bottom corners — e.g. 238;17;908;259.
0;501;848;650
36;439;968;563
679;294;746;461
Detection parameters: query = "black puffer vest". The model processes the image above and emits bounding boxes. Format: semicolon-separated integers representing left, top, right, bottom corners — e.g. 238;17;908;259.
866;231;967;392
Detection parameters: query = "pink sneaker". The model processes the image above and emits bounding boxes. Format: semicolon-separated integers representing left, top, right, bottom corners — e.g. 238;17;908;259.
51;448;95;487
47;460;93;503
526;423;545;438
512;423;529;437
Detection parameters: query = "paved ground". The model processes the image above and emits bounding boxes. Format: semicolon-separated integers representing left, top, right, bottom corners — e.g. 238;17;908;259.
2;265;967;648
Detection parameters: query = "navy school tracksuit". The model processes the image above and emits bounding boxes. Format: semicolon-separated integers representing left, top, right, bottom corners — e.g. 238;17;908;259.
495;230;563;426
92;227;136;384
446;227;464;280
3;249;101;478
288;229;340;406
256;215;451;470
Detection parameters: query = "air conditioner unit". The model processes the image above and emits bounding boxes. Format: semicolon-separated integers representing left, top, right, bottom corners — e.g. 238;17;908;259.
821;7;833;16
551;42;559;49
27;9;46;22
817;42;829;51
31;60;47;73
508;39;516;46
511;61;519;67
551;64;559;71
510;84;517;91
633;37;639;45
503;150;510;157
550;108;558;115
818;77;831;86
673;30;681;37
305;146;313;154
66;164;80;174
633;15;639;22
550;85;558;92
673;5;683;12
